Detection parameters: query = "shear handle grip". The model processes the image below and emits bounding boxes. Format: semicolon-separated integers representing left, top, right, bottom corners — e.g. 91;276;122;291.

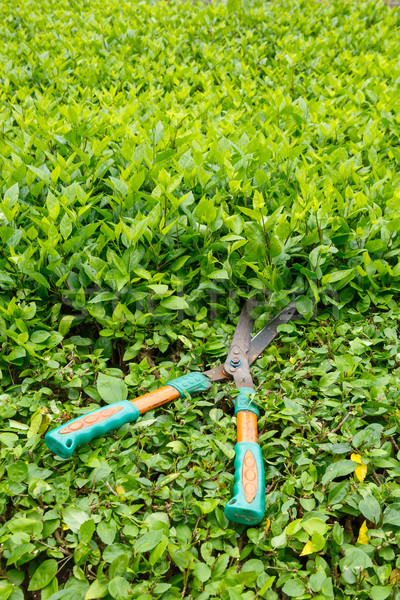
45;374;211;458
45;384;181;458
224;394;265;525
45;401;140;458
224;437;265;525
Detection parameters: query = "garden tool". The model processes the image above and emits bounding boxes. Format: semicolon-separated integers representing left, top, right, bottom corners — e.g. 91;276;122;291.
45;300;299;525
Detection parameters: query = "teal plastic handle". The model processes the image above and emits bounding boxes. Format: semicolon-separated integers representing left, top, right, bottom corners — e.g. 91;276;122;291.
168;372;211;396
45;373;211;459
45;401;139;458
234;387;260;417
224;441;265;525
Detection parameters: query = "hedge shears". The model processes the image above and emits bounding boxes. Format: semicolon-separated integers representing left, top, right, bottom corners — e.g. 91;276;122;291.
46;300;298;525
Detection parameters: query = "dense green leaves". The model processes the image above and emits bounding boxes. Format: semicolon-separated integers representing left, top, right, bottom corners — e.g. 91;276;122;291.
1;0;400;597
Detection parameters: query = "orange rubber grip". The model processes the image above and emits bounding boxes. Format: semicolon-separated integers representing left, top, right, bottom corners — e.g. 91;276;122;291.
242;448;258;502
132;385;180;415
59;405;124;434
237;411;258;443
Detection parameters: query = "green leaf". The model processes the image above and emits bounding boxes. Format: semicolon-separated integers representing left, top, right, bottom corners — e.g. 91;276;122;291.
58;315;75;335
194;562;211;582
97;374;127;404
340;547;373;574
168;545;194;570
359;496;381;525
153;583;172;594
0;271;15;287
143;512;170;534
332;522;344;545
160;296;189;310
370;586;393;600
79;519;96;544
334;354;356;375
134;530;164;553
108;177;128;197
5;182;19;203
322;460;357;485
383;503;400;528
259;576;276;596
309;572;326;593
24;270;50;289
0;582;13;600
97;520;117;545
302;518;329;536
7;461;28;482
281;579;306;597
109;554;130;579
42;577;58;600
60;213;73;239
5;347;26;364
271;531;287;549
108;577;131;600
149;537;168;566
310;531;325;552
27;165;50;184
321;268;355;286
209;269;229;280
193;498;219;515
152;120;164;146
28;560;58;591
31;330;50;344
63;507;91;533
85;578;109;600
295;295;313;318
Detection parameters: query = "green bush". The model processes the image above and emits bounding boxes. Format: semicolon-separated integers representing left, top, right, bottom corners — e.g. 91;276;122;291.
1;0;400;598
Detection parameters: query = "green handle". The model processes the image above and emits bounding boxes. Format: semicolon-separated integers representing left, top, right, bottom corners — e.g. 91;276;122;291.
168;372;211;396
45;401;139;458
234;387;259;417
45;373;211;458
224;441;265;525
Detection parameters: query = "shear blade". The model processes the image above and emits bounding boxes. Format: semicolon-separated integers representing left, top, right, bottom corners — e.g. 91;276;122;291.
203;299;299;382
203;364;227;382
248;300;298;365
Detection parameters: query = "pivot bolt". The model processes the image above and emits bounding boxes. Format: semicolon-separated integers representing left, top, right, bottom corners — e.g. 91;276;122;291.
230;358;241;367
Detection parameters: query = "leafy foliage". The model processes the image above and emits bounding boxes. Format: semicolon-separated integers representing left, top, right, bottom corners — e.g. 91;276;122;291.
0;0;400;598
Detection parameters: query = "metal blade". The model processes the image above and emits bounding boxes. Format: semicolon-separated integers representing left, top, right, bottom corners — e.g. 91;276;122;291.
232;362;253;389
226;298;256;356
248;300;298;365
203;364;228;382
203;299;300;383
203;299;256;383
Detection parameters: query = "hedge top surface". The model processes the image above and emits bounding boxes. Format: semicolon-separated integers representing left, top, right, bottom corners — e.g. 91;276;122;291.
1;0;400;598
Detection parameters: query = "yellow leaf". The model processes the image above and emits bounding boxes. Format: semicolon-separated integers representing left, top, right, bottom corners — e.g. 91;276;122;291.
264;518;271;534
351;453;363;465
357;520;370;545
355;464;367;482
38;413;50;436
300;541;313;556
116;486;125;496
390;568;400;584
351;454;367;481
62;523;69;530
